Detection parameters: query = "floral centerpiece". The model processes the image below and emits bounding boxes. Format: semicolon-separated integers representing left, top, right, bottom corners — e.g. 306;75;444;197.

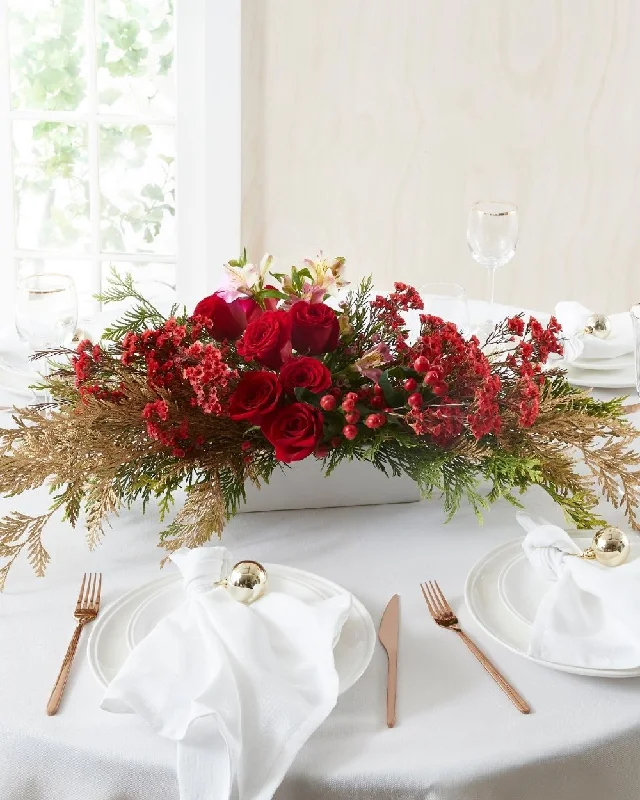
1;253;639;588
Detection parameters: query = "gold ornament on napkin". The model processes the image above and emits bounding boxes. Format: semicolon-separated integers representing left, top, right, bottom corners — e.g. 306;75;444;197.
215;560;268;604
583;313;612;340
577;526;630;567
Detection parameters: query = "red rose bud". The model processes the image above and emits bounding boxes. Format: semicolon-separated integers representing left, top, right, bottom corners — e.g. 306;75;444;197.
314;444;330;459
403;377;417;392
280;356;331;394
193;293;260;340
290;301;340;354
262;402;323;462
413;356;430;373
320;394;337;411
229;371;282;424
408;393;423;408
345;410;360;424
236;310;292;369
342;424;358;440
341;398;356;412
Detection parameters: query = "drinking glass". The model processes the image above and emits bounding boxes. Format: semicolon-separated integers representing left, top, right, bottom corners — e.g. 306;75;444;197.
467;201;518;323
631;304;640;396
419;282;470;334
15;273;78;354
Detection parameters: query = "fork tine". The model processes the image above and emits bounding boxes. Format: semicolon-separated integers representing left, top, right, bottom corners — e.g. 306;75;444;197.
420;582;436;619
427;581;445;616
94;573;102;610
83;573;94;609
76;573;87;610
433;580;453;615
89;573;97;607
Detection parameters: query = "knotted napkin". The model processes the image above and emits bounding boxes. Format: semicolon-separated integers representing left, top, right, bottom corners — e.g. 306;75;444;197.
518;513;640;669
554;301;633;361
101;546;352;800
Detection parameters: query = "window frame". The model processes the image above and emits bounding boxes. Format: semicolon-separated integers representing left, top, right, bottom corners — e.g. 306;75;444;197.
176;0;241;310
0;0;241;320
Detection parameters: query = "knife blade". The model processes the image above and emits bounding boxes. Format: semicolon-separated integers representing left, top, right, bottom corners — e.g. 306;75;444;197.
378;593;400;728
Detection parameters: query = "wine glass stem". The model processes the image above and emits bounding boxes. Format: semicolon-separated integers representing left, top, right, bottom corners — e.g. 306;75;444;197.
486;266;497;322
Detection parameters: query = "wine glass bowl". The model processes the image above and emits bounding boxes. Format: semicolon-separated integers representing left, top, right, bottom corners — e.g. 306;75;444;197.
467;201;518;324
419;282;470;334
15;273;78;352
467;201;518;267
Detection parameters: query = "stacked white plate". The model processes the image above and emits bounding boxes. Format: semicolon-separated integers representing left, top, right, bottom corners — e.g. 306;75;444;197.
87;563;376;696
465;535;640;678
557;353;636;389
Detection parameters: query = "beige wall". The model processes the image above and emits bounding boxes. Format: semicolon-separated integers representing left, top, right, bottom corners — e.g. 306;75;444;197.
242;0;640;313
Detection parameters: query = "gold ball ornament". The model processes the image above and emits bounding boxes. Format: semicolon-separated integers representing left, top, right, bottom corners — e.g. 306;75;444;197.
583;314;612;340
581;526;631;567
217;560;268;604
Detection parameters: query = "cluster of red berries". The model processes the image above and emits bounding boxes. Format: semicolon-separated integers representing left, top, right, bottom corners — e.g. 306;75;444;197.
317;389;389;445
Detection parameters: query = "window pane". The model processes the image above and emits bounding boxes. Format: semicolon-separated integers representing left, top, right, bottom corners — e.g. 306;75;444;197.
8;0;87;111
97;0;175;116
17;259;97;317
99;124;175;254
13;121;91;252
101;261;176;314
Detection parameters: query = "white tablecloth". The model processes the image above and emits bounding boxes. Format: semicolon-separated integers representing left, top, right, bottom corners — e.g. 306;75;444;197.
2;392;640;798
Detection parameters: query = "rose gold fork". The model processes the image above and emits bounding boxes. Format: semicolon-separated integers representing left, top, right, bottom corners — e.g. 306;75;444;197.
46;573;102;715
420;580;530;714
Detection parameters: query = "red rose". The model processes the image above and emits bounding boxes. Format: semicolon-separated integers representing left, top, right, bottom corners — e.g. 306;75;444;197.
193;293;260;340
262;402;324;462
290;301;340;354
237;310;292;369
279;357;332;395
229;371;282;423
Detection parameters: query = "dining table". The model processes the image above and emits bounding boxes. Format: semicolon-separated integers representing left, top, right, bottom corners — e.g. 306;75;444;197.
2;329;640;800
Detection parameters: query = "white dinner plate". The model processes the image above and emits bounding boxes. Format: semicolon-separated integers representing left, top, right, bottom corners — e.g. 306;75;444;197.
564;353;635;372
562;364;636;389
87;563;376;696
464;537;640;678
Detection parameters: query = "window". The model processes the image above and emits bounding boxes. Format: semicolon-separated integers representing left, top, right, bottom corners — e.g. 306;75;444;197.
0;0;241;319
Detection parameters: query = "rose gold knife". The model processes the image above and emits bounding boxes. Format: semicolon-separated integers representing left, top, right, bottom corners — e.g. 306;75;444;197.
378;593;400;727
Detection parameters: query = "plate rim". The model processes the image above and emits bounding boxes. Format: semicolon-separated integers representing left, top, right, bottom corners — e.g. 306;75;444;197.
564;368;636;389
464;538;640;678
565;354;635;372
87;562;376;695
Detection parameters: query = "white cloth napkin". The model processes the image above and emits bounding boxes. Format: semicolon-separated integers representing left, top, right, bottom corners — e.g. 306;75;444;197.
101;546;352;800
554;301;634;361
518;513;640;669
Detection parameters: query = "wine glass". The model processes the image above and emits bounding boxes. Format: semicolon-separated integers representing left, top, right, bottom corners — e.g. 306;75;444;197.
419;282;470;334
15;274;78;394
467;201;518;325
631;304;640;396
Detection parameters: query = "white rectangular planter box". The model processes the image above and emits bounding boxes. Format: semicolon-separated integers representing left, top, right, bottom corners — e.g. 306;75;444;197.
239;458;421;513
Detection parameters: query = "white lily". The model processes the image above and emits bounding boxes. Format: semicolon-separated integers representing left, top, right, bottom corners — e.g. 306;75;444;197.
259;253;274;280
221;260;261;300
